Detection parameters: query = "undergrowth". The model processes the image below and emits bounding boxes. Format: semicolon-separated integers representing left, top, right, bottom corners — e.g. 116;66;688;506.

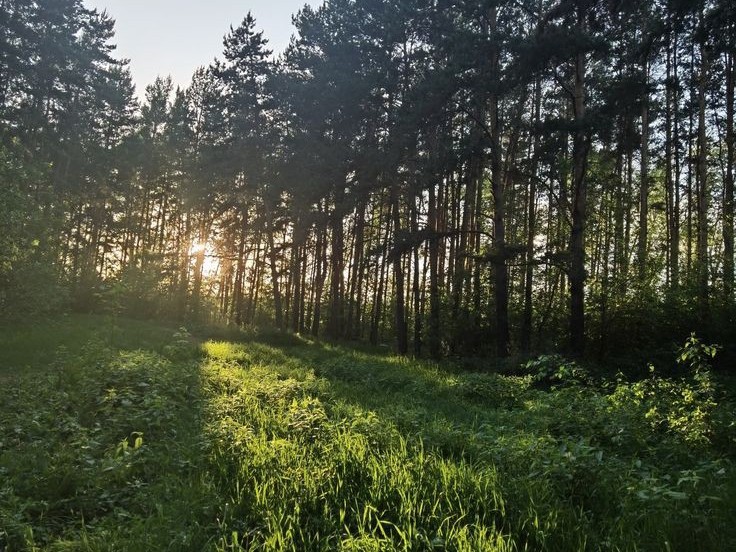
1;319;734;551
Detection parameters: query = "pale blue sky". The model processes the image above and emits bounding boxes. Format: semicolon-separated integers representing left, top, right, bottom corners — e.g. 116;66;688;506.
84;0;321;97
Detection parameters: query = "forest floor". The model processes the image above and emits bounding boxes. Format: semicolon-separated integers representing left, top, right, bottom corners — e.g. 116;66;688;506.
1;315;735;551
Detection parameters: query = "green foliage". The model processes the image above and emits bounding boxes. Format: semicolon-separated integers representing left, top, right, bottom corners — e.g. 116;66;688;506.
604;335;720;448
0;335;213;550
454;372;532;408
677;333;719;375
113;256;169;318
162;327;201;361
0;142;66;321
520;354;592;387
1;258;68;319
1;318;735;551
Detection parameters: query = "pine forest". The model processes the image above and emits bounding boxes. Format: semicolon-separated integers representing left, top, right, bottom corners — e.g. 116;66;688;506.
1;0;736;550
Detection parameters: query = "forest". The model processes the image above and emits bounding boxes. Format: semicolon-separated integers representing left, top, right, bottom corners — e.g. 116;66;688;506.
0;0;733;359
1;0;736;550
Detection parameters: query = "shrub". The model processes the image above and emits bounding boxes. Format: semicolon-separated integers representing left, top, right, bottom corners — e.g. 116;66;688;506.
520;354;592;388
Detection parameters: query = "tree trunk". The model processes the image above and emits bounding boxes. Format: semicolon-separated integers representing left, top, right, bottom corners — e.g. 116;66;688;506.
312;220;327;337
672;31;682;289
191;217;209;317
569;16;589;356
346;200;366;338
489;5;509;358
233;230;246;325
428;179;441;358
638;58;650;285
291;220;304;333
696;34;709;319
327;191;345;339
390;185;408;355
264;201;283;330
665;29;679;290
724;50;734;300
522;77;541;353
412;197;422;356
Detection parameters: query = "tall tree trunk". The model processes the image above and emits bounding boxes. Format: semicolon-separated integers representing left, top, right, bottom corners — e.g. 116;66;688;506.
264;201;283;330
191;217;209;317
428;179;441;358
233;230;246;326
299;245;308;333
177;213;192;319
569;16;589;355
346;200;366;338
390;185;408;355
665;28;680;290
291;220;304;333
599;184;614;354
247;242;263;325
638;58;650;285
312;219;327;337
412;197;422;356
473;156;484;316
672;31;682;289
696;33;709;319
453;154;476;319
489;5;509;358
522;77;541;353
327;190;345;339
370;247;388;346
687;42;696;278
724;50;734;300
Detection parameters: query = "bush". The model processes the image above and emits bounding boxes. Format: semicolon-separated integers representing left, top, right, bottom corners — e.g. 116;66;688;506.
520;354;592;388
0;258;68;320
162;327;201;360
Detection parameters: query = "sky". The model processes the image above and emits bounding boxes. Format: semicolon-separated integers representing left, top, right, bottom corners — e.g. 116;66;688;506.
83;0;322;98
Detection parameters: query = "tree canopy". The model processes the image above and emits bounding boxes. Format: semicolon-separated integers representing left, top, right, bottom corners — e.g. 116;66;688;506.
2;0;735;361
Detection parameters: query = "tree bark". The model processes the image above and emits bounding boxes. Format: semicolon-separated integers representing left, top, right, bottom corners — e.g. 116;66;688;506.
390;183;408;355
724;50;734;300
638;58;650;285
569;13;589;356
411;197;422;356
264;201;283;329
346;200;366;338
428;179;441;359
696;33;709;319
522;77;541;353
489;5;509;358
326;190;345;339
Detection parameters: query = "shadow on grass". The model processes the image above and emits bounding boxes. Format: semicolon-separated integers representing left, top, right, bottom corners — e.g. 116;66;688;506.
0;317;218;551
0;313;179;373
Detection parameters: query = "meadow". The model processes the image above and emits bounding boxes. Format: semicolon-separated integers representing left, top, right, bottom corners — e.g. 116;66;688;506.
1;315;735;551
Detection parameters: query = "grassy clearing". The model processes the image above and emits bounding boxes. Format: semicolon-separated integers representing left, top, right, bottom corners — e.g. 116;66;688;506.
1;318;735;551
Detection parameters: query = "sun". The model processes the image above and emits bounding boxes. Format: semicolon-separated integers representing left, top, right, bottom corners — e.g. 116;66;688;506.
189;242;220;277
190;242;206;255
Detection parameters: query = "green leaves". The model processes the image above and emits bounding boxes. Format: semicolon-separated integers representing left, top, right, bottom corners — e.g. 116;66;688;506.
677;333;720;375
2;319;736;551
0;327;211;550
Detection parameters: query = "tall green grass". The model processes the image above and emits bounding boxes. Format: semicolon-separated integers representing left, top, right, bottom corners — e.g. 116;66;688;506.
1;317;734;550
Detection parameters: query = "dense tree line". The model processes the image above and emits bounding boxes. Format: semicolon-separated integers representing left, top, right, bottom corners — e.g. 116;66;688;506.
1;0;735;359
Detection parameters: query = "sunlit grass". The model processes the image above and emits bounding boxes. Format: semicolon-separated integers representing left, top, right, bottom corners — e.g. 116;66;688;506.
202;341;248;361
1;316;735;551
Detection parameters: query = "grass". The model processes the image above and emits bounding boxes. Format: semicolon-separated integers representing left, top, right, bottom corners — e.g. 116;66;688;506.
1;316;735;551
0;314;176;371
